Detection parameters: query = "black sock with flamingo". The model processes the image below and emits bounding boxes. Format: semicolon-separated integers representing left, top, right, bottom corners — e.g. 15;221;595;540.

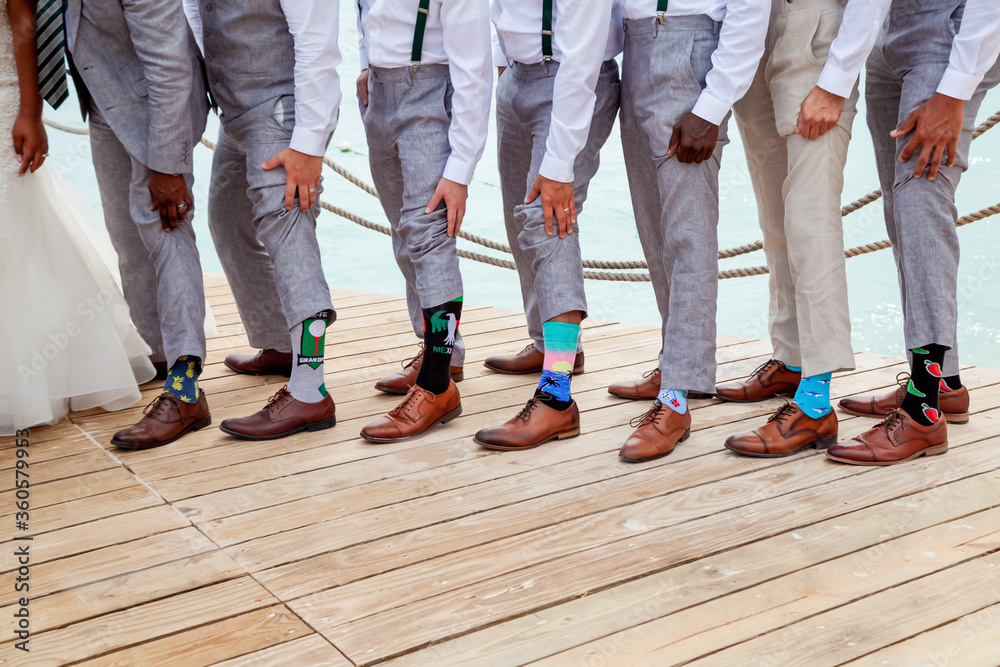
415;297;463;395
900;344;948;426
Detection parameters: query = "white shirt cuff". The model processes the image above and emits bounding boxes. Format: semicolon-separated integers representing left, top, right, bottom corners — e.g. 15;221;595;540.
289;127;330;157
691;92;730;127
443;156;475;186
937;67;980;101
539;153;575;183
816;65;857;99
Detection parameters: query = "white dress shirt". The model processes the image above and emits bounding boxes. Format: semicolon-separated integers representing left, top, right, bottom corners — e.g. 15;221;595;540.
356;0;493;185
491;0;617;183
184;0;342;157
820;0;1000;101
619;0;769;126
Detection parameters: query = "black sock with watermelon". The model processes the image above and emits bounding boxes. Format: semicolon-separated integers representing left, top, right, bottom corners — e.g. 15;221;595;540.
901;345;947;426
415;297;463;395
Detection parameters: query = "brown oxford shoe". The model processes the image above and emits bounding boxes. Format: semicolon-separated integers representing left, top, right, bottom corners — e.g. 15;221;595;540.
361;382;462;443
224;349;293;377
725;403;838;458
220;386;336;440
608;368;712;400
838;373;970;424
619;401;691;463
826;408;948;466
484;343;585;375
111;392;212;450
374;347;464;394
475;395;580;450
715;359;801;403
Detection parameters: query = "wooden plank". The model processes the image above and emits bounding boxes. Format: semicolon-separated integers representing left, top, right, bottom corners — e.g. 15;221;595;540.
531;506;1000;665
0;466;140;516
685;551;1000;667
380;469;1000;666
0;448;116;485
0;550;244;637
842;601;1000;667
4;577;276;664
0;527;216;602
16;485;163;536
210;635;353;667
294;408;1000;663
76;605;312;667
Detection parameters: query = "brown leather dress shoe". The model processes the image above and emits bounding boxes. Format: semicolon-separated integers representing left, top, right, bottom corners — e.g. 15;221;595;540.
608;368;713;400
224;349;293;377
475;395;580;450
219;386;336;440
826;408;948;466
618;401;692;462
725;403;838;458
361;382;462;443
715;359;801;403
374;347;464;394
838;373;970;424
111;392;212;450
483;343;585;375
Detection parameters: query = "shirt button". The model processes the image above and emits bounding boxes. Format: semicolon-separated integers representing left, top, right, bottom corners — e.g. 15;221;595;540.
210;77;217;84
206;53;213;60
204;3;213;10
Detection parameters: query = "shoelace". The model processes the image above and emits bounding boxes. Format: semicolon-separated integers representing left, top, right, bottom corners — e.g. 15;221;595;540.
893;371;911;391
391;385;431;419
515;397;540;423
143;394;176;420
630;401;666;429
265;386;294;414
402;346;424;370
642;368;660;379
878;409;905;436
748;359;782;381
518;343;535;356
766;402;798;426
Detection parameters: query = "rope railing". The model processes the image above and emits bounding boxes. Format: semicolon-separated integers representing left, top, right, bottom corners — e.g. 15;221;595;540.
43;109;1000;282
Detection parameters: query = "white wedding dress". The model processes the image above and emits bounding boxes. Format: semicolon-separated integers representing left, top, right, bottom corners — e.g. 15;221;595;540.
0;0;156;435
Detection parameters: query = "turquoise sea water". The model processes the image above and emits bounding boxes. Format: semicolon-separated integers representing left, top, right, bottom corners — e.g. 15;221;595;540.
44;7;1000;369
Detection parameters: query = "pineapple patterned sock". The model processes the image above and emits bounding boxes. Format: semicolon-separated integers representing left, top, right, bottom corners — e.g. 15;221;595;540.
163;355;201;404
288;311;331;403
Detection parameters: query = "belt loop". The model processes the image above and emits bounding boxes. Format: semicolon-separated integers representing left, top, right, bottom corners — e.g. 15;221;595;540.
405;67;413;86
715;19;720;35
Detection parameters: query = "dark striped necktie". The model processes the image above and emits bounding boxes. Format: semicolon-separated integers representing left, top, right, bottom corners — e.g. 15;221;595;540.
36;0;69;109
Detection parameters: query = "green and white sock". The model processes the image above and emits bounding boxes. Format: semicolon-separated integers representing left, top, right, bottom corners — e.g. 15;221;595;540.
288;311;331;403
164;355;201;404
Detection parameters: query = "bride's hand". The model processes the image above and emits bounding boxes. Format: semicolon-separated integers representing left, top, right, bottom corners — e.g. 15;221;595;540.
11;112;48;176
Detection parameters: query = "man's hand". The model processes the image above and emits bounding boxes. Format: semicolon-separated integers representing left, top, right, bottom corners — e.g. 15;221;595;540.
526;174;575;238
357;69;369;106
262;148;323;211
668;113;719;164
425;178;468;237
797;86;845;140
892;92;965;181
11;112;48;176
148;171;193;233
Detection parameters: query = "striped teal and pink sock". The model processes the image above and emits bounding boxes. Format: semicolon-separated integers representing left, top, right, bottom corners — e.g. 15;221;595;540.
535;321;579;411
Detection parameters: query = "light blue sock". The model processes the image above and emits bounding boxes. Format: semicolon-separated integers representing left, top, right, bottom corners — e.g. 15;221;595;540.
793;372;832;418
657;388;687;415
785;364;802;372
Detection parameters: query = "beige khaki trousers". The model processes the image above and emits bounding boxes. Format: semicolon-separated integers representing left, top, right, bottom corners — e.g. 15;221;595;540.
733;0;858;377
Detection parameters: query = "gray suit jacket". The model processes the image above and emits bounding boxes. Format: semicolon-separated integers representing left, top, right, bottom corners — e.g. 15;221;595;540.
66;0;208;175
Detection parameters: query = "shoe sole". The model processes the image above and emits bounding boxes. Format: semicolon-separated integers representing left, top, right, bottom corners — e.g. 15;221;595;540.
223;359;292;378
475;427;581;451
483;363;585;376
375;371;466;395
838;405;969;425
112;414;213;450
724;434;838;459
826;441;949;466
619;428;691;463
715;390;796;404
220;416;336;441
361;404;463;444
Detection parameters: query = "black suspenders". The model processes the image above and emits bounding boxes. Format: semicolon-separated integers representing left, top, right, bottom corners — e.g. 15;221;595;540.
542;0;553;61
411;0;431;69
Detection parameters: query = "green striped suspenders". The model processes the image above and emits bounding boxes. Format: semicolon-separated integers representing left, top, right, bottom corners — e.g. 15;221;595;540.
657;0;668;24
411;0;431;70
542;0;553;61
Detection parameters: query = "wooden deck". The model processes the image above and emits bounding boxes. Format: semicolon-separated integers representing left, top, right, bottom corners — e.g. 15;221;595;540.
4;274;1000;666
